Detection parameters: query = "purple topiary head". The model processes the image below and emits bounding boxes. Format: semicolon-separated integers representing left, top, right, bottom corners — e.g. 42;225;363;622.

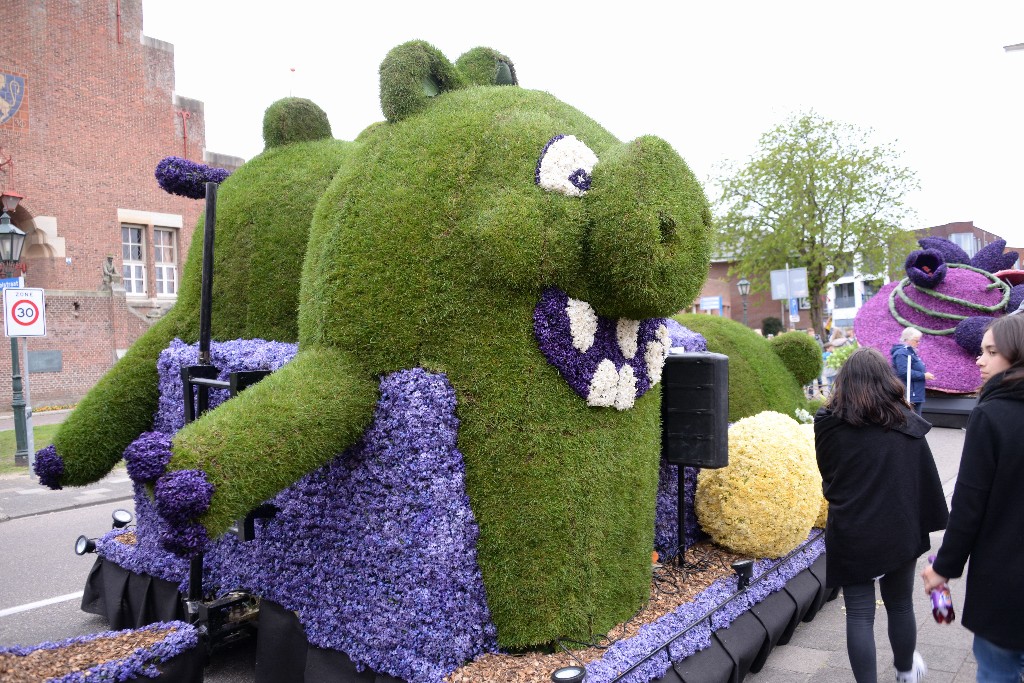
970;239;1018;274
155;156;230;200
33;445;64;490
918;237;970;265
123;431;174;483
154;469;215;525
905;249;947;288
1008;284;1024;316
954;316;993;356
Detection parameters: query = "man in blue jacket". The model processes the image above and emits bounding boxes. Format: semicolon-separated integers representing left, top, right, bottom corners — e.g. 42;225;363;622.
891;327;935;415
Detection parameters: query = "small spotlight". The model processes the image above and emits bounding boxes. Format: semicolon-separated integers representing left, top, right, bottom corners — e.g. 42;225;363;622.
111;509;133;529
75;535;97;555
551;665;586;682
732;559;754;590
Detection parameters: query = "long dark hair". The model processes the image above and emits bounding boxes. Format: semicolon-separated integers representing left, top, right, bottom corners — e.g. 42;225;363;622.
828;347;910;428
987;314;1024;385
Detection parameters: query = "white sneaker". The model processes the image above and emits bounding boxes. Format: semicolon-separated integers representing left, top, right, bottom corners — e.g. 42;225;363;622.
895;651;927;682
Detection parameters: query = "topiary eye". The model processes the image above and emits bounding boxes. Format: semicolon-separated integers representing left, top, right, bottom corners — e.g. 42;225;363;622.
535;135;598;197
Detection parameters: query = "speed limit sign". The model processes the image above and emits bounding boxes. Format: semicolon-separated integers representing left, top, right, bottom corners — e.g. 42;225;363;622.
3;288;46;337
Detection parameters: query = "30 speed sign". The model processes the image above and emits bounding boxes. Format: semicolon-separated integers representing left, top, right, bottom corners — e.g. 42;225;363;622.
3;288;46;337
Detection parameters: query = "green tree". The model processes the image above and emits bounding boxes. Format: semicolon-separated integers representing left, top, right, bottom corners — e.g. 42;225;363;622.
714;112;918;337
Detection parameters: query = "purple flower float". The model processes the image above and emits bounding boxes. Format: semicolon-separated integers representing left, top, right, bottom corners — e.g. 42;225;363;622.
155;156;230;199
904;249;947;288
33;444;64;490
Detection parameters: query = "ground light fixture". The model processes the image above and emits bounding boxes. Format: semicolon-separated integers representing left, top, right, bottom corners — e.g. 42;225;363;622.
551;665;587;682
111;508;133;529
74;535;97;555
732;559;755;590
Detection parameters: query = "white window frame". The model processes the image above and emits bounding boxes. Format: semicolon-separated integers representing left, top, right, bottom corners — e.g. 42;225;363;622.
153;227;178;298
121;224;147;297
116;209;183;301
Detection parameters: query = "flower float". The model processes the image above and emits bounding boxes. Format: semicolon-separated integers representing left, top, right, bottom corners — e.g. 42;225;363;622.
154;156;230;199
695;411;822;558
46;40;714;651
855;236;1020;393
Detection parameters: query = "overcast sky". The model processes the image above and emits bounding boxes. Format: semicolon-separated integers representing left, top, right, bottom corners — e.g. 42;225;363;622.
143;1;1024;247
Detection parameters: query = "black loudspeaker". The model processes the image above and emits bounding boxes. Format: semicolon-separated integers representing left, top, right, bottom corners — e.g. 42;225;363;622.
661;351;729;468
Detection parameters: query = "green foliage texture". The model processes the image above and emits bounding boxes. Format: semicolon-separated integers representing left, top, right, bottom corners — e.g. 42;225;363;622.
826;340;859;369
714;112;918;339
262;98;333;150
675;314;806;421
52;137;353;486
768;331;823;385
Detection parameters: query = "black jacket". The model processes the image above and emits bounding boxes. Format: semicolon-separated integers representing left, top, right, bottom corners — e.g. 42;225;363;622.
815;407;948;587
932;372;1024;650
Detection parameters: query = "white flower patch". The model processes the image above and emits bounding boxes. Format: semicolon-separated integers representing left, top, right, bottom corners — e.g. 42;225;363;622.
587;359;619;407
614;364;637;411
587;360;638;411
566;297;598;352
644;324;671;386
617;319;640;359
536;135;598;197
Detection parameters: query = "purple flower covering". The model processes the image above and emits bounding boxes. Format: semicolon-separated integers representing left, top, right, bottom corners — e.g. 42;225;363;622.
154;469;214;526
153;338;298;434
855;272;992;393
0;621;198;681
1008;284;1024;315
160;521;210;558
970;239;1018;274
155;156;230;199
918;236;970;265
584;534;825;683
123;431;173;483
533;287;668;400
33;444;64;490
654;462;705;557
904;249;947;288
664;318;708;352
954;316;993;356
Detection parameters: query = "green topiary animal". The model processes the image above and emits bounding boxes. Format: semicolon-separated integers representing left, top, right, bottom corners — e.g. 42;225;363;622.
768;331;823;386
48;101;348;486
675;314;806;421
158;41;711;648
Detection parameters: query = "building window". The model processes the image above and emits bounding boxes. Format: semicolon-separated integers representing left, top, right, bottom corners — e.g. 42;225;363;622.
121;224;146;296
862;278;884;303
950;232;978;258
154;228;177;296
834;282;856;309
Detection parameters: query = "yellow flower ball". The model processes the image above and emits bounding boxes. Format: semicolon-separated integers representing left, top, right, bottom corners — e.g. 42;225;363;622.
696;411;822;557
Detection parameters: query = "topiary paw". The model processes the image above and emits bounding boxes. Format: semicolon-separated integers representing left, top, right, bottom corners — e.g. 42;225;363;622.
123;431;173;484
33;445;64;490
158;520;210;558
154;469;215;526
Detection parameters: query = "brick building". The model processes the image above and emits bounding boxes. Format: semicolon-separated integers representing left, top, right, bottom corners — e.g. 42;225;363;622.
0;1;240;405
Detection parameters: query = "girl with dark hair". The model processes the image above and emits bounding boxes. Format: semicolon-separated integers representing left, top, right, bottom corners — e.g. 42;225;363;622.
815;347;948;683
922;314;1024;682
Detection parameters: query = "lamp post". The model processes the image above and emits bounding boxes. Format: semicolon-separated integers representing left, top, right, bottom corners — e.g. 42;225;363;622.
737;278;751;327
0;192;28;466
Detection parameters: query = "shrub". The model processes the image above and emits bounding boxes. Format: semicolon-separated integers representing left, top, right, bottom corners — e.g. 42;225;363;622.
762;316;784;337
769;331;823;385
262;97;333;149
696;411;821;556
825;340;858;370
675;314;806;421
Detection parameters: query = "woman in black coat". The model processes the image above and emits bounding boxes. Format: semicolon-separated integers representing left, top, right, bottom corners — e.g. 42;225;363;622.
815;348;948;683
923;314;1024;682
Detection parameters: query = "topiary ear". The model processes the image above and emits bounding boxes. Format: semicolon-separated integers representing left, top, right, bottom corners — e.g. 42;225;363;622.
379;40;466;122
455;47;518;87
262;97;332;150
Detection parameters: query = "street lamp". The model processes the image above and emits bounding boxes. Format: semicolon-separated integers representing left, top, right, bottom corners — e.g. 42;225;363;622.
737;278;751;327
0;191;29;466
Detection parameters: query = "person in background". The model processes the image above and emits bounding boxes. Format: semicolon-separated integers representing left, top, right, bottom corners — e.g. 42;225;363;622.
823;328;849;391
816;347;948;683
922;314;1024;682
891;327;934;415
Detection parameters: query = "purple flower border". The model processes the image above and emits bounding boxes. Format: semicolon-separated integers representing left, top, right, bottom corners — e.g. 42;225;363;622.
0;620;198;682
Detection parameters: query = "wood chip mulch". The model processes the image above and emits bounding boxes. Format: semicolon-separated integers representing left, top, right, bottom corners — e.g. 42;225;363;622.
444;543;744;683
0;627;174;683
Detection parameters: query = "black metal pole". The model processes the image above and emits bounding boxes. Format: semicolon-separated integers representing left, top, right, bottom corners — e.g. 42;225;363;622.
198;182;216;367
11;336;27;466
